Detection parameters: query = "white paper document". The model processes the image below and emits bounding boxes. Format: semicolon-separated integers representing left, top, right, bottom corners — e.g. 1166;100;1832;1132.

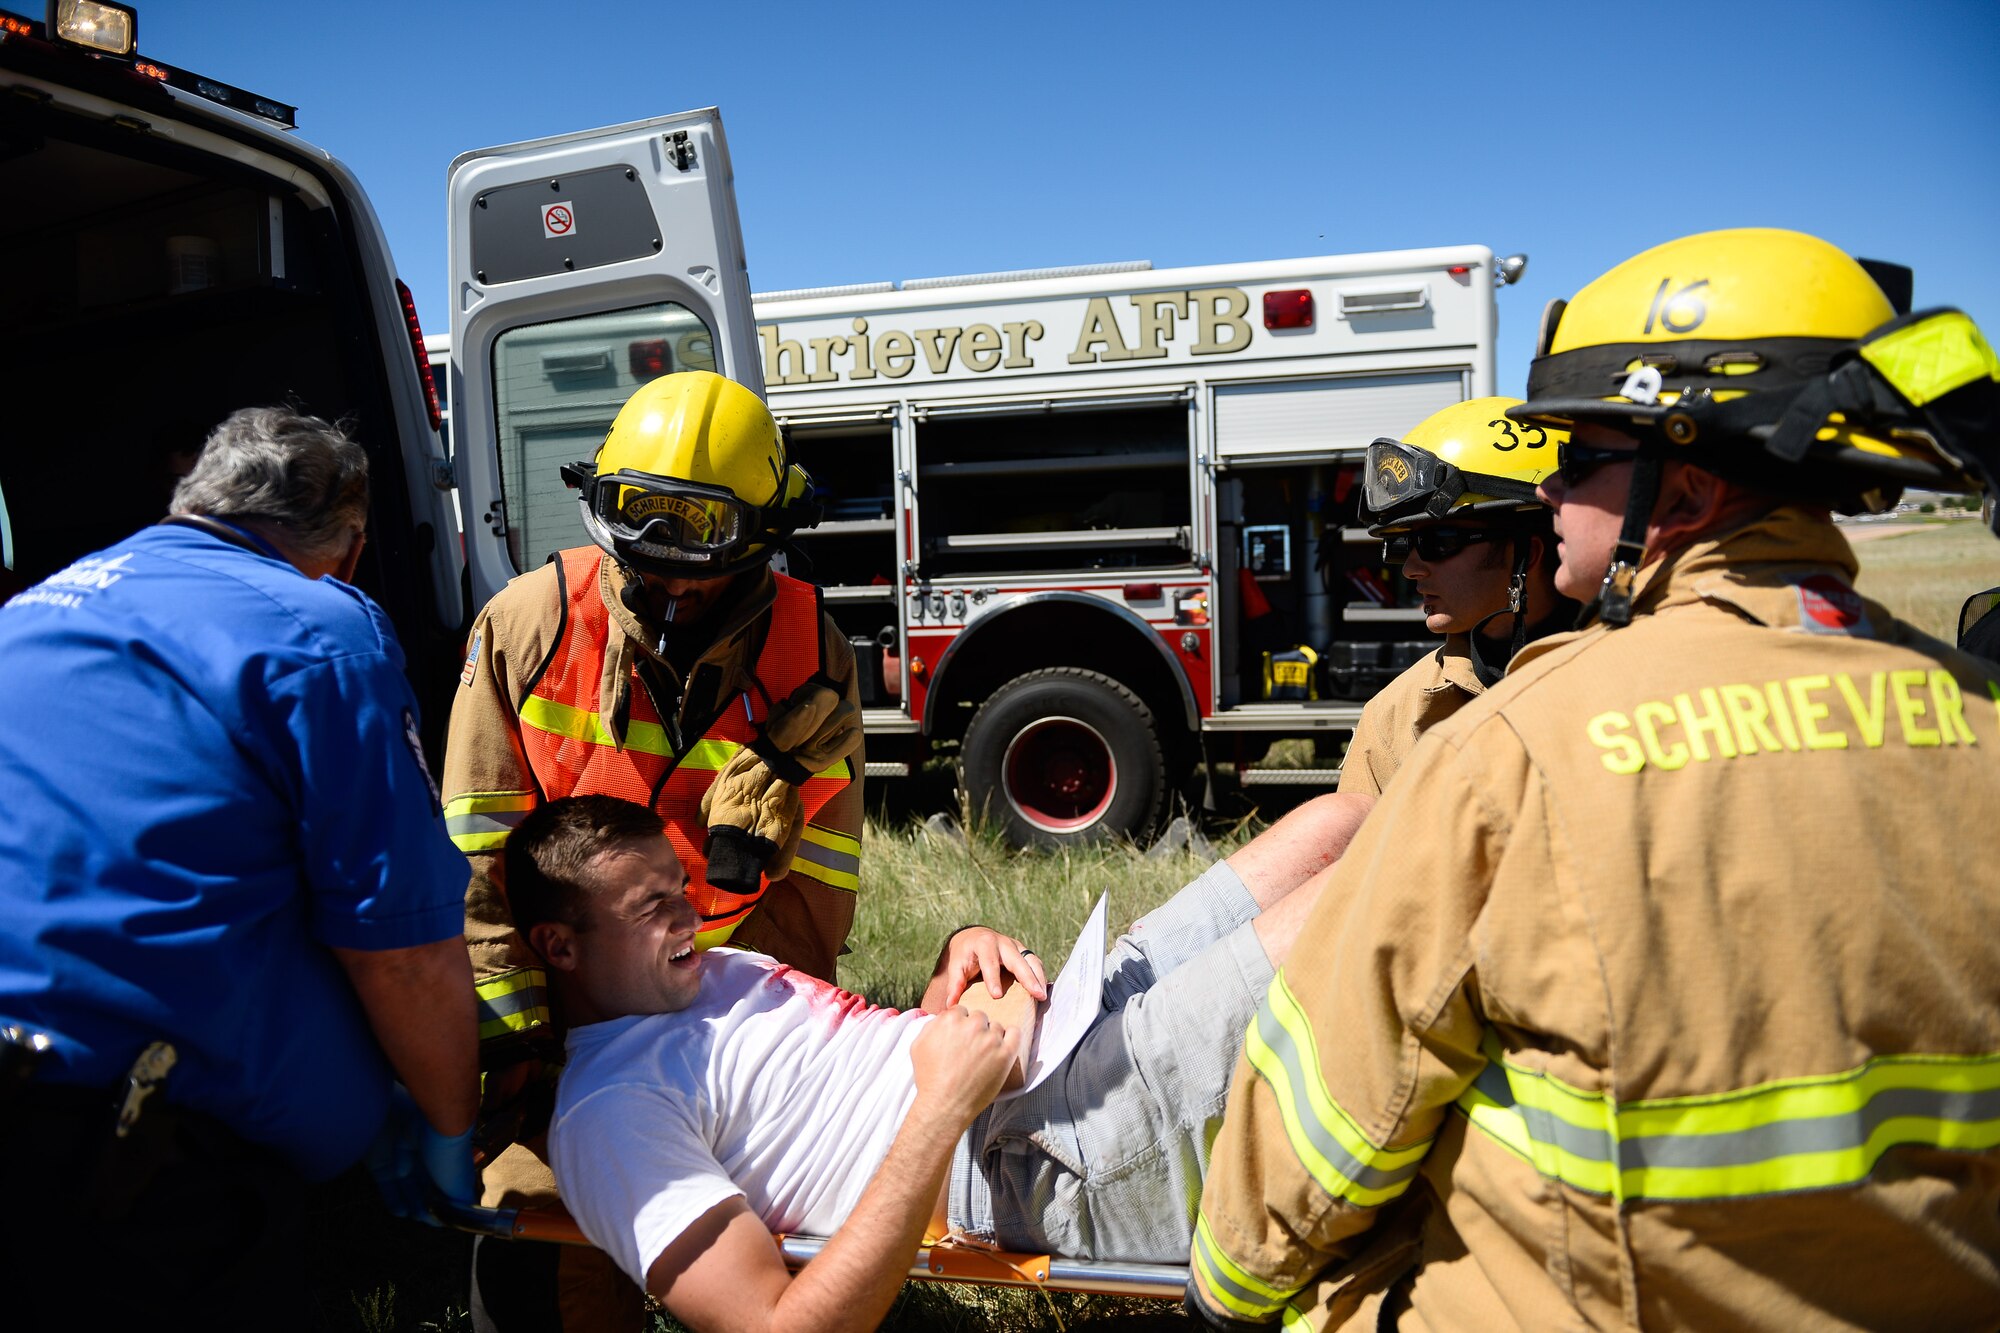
1000;892;1108;1100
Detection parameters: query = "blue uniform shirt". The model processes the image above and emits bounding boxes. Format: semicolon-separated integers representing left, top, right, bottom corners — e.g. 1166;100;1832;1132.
0;523;468;1179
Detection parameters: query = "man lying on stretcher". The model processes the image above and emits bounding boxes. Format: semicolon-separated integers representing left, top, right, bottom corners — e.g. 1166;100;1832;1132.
508;794;1365;1333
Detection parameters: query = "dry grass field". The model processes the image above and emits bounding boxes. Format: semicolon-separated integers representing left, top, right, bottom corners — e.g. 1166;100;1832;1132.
1846;518;2000;642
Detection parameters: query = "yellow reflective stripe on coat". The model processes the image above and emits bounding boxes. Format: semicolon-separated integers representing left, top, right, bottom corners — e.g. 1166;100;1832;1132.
474;967;551;1042
793;824;861;891
442;790;537;853
1191;1213;1298;1322
1457;1044;1618;1195
518;697;854;783
1244;970;1431;1210
693;920;744;950
1457;1040;2000;1203
517;695;731;769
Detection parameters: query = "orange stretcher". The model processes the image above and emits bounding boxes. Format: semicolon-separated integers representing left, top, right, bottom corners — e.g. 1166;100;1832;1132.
436;1197;1190;1301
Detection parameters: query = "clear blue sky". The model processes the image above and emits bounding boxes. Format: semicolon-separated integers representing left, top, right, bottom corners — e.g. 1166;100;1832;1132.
138;0;2000;391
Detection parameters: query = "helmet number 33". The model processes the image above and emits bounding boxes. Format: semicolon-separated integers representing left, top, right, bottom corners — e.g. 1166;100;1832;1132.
1644;278;1709;335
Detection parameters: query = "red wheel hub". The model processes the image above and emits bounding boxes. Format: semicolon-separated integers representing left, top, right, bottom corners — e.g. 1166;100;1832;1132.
1001;715;1117;834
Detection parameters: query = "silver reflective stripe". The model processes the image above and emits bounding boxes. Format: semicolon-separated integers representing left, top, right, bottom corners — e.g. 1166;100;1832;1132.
1464;1046;2000;1202
1620;1082;2000;1171
477;982;548;1023
1191;1220;1291;1318
1256;1004;1428;1196
794;840;859;878
1473;1062;1614;1164
446;808;532;841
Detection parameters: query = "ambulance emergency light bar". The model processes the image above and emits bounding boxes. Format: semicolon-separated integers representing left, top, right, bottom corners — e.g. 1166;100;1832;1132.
0;3;297;126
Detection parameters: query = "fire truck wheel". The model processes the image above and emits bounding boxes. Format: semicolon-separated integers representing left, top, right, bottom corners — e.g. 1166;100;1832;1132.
959;668;1165;848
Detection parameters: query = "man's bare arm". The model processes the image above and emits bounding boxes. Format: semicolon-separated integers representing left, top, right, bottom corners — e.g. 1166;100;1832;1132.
333;936;478;1135
648;1006;1015;1333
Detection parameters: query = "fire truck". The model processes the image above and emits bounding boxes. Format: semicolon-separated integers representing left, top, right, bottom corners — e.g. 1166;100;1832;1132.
437;249;1524;845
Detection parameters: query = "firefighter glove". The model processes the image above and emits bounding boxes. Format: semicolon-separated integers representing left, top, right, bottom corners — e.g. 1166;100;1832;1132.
701;677;862;891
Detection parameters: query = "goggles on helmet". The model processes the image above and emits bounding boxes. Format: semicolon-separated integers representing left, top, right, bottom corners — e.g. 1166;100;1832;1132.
1363;438;1545;527
560;462;821;576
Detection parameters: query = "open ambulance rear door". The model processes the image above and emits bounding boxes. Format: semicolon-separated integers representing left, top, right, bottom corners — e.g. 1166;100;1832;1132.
446;110;761;608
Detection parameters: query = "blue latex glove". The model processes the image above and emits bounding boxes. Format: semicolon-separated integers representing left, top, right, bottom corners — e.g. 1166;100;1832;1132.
364;1085;478;1225
421;1119;480;1211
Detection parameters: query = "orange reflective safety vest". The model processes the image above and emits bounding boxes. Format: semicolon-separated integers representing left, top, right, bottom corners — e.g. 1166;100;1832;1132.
518;548;851;948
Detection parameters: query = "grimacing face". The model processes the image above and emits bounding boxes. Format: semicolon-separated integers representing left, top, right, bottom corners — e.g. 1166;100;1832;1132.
569;835;705;1018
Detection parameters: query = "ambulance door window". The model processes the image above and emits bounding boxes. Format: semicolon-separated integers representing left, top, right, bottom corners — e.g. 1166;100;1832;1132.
490;301;716;571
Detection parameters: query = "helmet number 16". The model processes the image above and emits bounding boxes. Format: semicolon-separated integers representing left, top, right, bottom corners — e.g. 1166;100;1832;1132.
1644;278;1709;335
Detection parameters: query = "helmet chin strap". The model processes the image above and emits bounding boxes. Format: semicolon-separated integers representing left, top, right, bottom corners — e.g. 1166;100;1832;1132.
1586;450;1664;630
1467;534;1535;688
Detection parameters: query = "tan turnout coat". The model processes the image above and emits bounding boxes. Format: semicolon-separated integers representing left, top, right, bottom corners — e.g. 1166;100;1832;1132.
1336;636;1484;799
1192;509;2000;1331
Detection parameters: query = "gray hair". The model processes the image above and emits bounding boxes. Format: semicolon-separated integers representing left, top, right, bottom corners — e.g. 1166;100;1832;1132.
170;407;370;559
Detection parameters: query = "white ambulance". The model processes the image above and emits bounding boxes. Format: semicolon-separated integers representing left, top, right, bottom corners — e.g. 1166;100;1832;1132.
442;252;1525;844
0;5;759;756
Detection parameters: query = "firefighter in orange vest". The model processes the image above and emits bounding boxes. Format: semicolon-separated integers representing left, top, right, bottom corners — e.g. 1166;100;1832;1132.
441;370;864;1331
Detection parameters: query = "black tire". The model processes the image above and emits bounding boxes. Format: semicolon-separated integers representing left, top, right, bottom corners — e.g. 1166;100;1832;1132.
959;667;1166;848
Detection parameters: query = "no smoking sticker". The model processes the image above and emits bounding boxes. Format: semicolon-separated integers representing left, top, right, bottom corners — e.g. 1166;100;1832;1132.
542;201;575;239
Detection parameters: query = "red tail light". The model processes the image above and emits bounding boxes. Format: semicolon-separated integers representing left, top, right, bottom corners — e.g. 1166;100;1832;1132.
628;338;671;379
1263;288;1313;330
396;280;442;434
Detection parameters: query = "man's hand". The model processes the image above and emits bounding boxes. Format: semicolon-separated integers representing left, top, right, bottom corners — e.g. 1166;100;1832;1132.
911;1006;1019;1127
923;927;1048;1010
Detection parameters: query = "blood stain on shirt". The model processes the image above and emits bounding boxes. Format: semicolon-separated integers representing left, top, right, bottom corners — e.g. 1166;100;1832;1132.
762;964;902;1029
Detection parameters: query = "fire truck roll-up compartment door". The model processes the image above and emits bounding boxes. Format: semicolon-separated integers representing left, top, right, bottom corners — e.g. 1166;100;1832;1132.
1211;371;1465;459
447;110;759;607
1208;370;1471;716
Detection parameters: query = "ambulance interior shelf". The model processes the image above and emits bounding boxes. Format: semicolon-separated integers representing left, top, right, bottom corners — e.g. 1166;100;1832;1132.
1216;458;1433;707
913;402;1192;577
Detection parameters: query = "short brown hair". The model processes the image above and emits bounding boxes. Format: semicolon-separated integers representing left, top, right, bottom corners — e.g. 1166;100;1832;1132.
506;796;666;939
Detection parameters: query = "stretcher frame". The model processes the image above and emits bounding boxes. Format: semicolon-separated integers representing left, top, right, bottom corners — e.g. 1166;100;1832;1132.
438;1199;1190;1301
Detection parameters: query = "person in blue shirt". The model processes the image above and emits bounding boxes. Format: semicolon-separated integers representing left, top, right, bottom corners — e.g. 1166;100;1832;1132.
0;407;479;1325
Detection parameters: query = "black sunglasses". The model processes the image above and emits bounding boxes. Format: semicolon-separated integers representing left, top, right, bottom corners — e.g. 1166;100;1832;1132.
1556;440;1637;487
1381;526;1504;566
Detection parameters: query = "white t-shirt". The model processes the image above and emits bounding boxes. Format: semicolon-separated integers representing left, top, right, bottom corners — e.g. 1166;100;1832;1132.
549;948;931;1287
